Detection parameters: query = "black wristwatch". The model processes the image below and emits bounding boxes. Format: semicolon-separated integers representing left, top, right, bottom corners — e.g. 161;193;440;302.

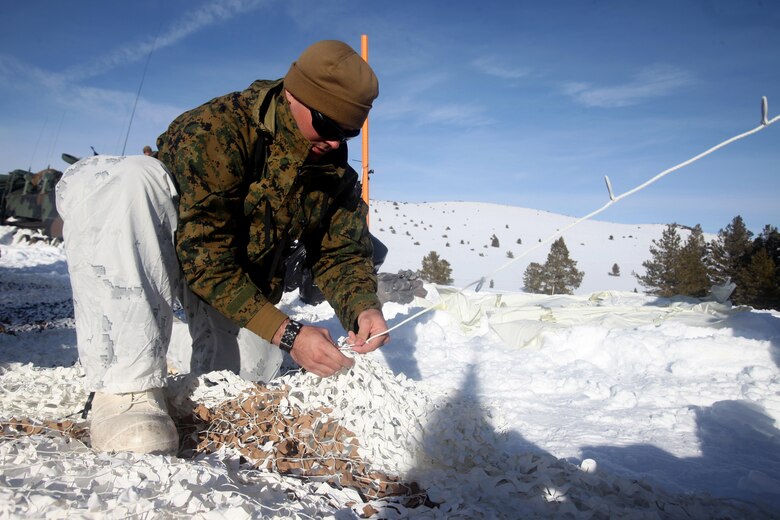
279;319;303;353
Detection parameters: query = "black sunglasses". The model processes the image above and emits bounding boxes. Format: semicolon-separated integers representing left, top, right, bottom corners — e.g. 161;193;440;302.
310;108;360;142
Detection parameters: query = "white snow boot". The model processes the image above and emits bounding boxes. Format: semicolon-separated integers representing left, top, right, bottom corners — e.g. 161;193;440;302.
89;388;179;455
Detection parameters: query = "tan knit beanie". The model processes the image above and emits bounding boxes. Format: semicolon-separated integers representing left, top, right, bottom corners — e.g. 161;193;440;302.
284;40;378;129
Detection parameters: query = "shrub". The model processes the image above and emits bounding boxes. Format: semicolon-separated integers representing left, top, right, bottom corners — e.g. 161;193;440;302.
420;251;453;284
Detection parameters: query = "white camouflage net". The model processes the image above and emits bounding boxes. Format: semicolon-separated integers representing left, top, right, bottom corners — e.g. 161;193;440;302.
1;353;770;518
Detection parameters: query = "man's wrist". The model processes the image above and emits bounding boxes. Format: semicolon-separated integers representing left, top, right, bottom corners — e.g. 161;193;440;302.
272;318;289;346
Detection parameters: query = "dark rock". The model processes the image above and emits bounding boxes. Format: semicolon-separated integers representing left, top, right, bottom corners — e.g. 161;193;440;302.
377;270;427;304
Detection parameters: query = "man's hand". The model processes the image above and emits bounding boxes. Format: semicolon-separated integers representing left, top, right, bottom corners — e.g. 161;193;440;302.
273;319;353;377
348;308;389;354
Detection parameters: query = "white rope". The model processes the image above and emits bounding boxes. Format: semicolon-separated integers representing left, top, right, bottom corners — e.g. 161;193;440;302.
359;97;780;346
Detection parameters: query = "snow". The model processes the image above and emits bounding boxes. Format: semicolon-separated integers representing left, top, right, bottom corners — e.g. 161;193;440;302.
1;200;779;518
369;199;708;294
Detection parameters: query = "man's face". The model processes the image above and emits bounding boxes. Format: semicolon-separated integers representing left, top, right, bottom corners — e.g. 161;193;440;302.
285;90;347;161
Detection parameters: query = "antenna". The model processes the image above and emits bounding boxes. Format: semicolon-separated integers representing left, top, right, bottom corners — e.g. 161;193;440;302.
121;20;163;156
46;111;66;168
29;116;49;172
121;41;156;156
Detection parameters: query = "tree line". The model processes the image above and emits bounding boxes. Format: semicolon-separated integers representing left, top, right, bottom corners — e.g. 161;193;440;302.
415;215;779;310
636;216;780;310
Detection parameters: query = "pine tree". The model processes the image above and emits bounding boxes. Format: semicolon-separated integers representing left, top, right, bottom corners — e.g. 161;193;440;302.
708;216;753;292
750;225;780;310
522;238;584;295
635;224;682;297
522;262;545;293
609;263;621;277
740;248;779;309
676;225;711;297
755;225;780;267
419;251;453;285
490;234;500;247
544;238;584;294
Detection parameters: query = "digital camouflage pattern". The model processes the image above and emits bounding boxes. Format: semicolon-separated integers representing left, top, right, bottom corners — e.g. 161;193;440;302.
0;168;64;239
156;79;380;341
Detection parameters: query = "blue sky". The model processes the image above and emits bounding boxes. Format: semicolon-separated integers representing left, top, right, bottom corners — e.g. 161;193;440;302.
1;0;778;234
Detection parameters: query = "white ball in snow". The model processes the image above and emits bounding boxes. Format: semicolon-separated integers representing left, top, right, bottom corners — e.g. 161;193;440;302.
580;458;598;473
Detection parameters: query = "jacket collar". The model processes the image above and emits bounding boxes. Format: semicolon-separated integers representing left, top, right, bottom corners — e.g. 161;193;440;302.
274;91;314;168
256;80;350;185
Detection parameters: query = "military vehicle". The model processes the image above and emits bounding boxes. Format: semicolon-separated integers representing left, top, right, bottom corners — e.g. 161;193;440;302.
0;167;64;240
0;153;80;241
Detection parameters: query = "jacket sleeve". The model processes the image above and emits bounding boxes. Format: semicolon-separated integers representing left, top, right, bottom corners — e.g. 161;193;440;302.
157;107;287;342
309;184;381;332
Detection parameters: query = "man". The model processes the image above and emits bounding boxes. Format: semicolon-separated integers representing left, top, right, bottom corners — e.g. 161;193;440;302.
56;40;389;456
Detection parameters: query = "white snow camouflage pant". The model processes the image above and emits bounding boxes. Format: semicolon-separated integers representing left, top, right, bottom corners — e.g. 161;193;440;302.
56;155;282;393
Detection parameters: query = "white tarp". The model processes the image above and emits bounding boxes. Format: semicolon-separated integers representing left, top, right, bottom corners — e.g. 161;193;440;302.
418;287;746;349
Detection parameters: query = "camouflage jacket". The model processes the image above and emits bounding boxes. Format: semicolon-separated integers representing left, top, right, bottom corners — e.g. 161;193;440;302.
156;79;379;341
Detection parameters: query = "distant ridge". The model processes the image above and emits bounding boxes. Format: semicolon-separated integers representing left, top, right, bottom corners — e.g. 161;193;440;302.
369;200;706;294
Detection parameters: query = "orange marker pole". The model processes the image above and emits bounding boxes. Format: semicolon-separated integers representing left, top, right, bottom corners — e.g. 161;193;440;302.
360;34;370;227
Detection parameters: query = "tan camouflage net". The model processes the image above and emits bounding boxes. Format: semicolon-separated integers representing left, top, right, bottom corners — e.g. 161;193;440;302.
186;383;428;507
0;382;428;514
0;418;88;440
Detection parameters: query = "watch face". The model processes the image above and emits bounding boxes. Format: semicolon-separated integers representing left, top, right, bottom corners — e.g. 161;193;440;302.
281;320;302;352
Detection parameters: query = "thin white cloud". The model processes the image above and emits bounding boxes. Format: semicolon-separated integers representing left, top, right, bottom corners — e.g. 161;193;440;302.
472;55;531;80
2;0;271;90
53;84;180;127
425;103;493;127
1;1;269;127
375;95;493;128
562;64;695;108
0;54;176;124
0;55;65;91
375;70;493;127
402;71;451;95
64;0;270;81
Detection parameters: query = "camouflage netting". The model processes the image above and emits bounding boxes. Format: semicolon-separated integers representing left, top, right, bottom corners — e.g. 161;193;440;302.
181;384;427;505
1;352;772;518
0;418;87;441
1;372;428;514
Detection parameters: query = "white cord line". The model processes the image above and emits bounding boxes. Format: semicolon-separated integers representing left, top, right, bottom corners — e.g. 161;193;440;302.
357;98;779;347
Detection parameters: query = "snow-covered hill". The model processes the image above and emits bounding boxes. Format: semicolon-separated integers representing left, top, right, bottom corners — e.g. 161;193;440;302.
370;200;699;294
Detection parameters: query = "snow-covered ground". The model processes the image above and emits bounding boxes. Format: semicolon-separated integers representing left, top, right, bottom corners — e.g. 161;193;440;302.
1;200;778;519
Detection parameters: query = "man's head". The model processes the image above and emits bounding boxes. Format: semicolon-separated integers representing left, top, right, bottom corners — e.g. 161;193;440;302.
143;145;153;156
284;40;378;132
